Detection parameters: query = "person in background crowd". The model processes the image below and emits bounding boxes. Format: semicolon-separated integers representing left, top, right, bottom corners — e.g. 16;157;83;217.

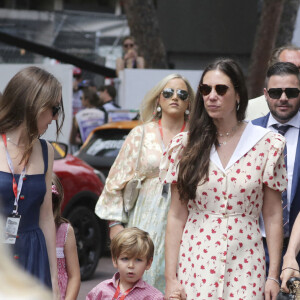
0;66;65;299
247;45;300;120
161;59;286;299
252;62;300;286
72;67;84;116
99;84;131;122
116;36;145;76
86;228;165;300
69;87;106;149
52;173;80;300
95;73;194;292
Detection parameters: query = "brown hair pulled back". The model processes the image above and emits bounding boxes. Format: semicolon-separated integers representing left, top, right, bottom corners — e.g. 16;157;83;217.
177;58;248;203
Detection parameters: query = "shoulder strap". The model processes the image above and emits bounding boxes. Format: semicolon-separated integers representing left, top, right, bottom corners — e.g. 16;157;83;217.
134;125;145;174
39;139;48;174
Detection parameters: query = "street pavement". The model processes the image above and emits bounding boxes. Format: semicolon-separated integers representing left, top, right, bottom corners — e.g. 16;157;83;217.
78;256;115;300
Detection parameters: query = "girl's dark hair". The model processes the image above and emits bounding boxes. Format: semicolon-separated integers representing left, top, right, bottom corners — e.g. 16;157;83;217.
52;173;69;226
177;58;248;203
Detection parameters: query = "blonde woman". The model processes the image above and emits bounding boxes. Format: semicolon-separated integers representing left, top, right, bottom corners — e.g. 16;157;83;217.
0;67;64;299
95;73;194;292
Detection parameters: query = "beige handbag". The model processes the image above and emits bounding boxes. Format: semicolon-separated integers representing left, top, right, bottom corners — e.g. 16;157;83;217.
123;126;145;213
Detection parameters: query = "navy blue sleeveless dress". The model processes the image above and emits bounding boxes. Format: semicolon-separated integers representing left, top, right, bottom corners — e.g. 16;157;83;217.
0;139;52;288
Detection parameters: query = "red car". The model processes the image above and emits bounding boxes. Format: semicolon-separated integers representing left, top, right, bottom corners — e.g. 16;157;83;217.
52;142;106;280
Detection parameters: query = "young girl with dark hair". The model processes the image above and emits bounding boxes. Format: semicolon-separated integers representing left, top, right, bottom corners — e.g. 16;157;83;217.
52;173;80;300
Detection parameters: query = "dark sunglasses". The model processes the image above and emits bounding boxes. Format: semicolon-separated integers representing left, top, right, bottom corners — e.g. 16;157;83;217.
161;88;189;101
52;105;61;117
199;84;229;96
124;43;134;48
267;88;300;99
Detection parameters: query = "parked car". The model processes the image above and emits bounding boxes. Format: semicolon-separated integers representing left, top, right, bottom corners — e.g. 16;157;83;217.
51;141;106;280
76;120;140;177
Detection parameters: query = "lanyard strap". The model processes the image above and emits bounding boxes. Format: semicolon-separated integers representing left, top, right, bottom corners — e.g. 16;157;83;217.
112;282;132;300
1;134;26;215
158;119;186;140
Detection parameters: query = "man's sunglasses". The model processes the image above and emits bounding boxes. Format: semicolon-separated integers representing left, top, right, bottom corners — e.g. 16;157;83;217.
267;88;300;99
199;84;229;96
161;88;189;101
123;43;134;48
52;105;61;117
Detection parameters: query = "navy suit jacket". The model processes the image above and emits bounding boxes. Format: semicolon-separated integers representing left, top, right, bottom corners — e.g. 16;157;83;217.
252;113;300;234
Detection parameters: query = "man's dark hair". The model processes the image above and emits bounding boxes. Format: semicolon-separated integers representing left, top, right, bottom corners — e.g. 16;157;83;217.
266;62;300;85
99;85;116;99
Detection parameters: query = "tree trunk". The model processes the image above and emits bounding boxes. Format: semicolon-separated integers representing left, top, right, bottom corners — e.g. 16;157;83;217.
123;0;168;69
248;0;284;98
275;0;300;47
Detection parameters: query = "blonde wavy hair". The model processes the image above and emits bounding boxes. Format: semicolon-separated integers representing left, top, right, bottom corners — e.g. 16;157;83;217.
139;73;195;123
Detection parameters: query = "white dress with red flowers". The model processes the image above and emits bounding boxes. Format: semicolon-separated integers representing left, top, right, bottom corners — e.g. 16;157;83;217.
160;122;287;300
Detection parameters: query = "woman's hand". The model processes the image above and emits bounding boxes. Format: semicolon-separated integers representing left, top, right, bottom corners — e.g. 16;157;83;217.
109;224;124;240
265;278;280;300
280;255;300;292
164;279;186;300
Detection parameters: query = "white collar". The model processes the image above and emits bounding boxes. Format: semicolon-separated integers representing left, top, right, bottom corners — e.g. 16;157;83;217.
211;121;271;172
267;111;300;129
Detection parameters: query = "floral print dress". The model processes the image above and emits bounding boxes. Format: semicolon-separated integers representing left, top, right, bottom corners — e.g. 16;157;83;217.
160;122;287;300
95;122;172;292
56;223;69;300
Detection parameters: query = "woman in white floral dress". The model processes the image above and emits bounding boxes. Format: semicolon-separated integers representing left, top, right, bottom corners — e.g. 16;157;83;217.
95;73;194;292
161;59;287;300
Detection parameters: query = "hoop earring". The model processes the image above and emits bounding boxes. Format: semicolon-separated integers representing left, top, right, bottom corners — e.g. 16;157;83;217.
236;102;240;111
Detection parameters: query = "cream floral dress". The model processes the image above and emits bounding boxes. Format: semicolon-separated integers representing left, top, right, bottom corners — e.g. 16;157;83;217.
160;122;287;300
95;121;171;292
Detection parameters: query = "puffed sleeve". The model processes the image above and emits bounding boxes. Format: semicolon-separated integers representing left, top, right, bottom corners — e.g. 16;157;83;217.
262;132;287;192
159;131;188;184
95;125;144;223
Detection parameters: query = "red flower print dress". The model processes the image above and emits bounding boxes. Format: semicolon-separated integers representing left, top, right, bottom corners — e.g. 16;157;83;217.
160;122;287;300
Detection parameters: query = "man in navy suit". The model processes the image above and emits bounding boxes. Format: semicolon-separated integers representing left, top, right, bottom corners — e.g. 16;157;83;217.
252;62;300;280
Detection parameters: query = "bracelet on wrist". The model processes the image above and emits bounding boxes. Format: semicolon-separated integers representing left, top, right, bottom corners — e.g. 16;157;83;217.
266;277;280;285
282;267;300;273
108;221;122;228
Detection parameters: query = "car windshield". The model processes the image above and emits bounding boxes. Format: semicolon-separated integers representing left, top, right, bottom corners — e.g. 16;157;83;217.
84;129;129;157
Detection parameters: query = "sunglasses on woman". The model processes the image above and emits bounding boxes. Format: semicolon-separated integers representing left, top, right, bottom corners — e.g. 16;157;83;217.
199;84;229;96
267;88;300;99
52;105;61;117
161;88;189;101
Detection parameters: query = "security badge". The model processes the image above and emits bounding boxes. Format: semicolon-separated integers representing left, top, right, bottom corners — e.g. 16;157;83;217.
5;214;21;244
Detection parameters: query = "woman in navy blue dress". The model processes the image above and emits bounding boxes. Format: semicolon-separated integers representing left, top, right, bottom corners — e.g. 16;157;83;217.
0;66;65;299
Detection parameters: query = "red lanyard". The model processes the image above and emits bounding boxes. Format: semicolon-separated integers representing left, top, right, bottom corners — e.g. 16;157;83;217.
1;134;26;215
112;282;132;300
158;119;186;140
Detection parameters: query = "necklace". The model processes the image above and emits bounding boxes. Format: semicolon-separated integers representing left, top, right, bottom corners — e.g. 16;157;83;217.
7;137;22;148
217;122;240;137
217;122;241;146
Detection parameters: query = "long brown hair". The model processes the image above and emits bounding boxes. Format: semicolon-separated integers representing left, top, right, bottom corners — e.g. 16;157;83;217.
177;58;248;203
0;67;65;164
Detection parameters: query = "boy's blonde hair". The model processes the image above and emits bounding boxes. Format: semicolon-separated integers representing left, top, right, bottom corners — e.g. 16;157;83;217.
111;227;154;263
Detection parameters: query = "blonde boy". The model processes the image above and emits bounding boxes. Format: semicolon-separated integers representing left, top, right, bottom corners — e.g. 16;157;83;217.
86;227;164;300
